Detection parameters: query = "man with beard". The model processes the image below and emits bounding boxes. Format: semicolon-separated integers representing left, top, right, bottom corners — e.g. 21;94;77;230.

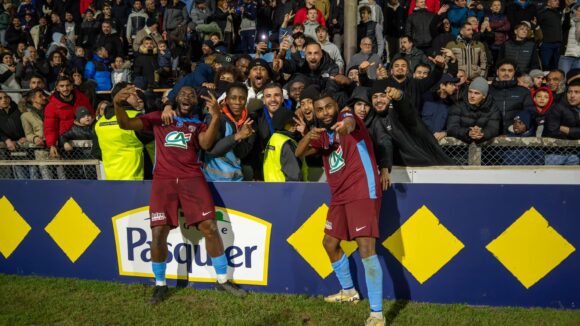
93;82;150;180
544;78;580;140
446;22;488;80
203;82;256;181
114;84;247;304
295;93;386;326
93;20;123;60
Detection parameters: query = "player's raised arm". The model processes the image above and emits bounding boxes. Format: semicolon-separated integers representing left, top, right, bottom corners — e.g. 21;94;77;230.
198;92;222;150
114;85;144;131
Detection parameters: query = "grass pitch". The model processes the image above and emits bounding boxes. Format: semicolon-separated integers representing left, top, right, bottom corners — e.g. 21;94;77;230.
0;274;578;325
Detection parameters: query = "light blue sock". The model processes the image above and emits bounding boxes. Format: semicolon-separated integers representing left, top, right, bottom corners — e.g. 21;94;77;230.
362;255;383;312
211;254;228;283
152;262;167;286
330;254;354;290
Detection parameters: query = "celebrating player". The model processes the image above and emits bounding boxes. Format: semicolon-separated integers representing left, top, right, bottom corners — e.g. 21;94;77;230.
113;84;247;304
295;90;393;326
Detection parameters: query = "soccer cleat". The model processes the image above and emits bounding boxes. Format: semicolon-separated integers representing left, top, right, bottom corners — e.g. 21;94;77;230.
215;281;247;297
149;285;168;305
365;315;386;326
323;289;360;303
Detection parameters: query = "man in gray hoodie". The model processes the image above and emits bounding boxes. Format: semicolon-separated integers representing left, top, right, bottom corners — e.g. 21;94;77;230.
316;25;344;74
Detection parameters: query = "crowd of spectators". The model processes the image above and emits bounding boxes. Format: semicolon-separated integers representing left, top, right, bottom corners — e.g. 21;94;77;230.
0;0;579;180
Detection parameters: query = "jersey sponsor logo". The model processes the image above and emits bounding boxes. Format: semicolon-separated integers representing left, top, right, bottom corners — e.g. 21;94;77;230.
164;131;192;149
112;206;272;285
329;146;346;174
355;226;366;232
151;212;166;222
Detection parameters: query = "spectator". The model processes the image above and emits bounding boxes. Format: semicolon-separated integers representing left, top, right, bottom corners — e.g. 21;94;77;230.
21;88;48;148
384;0;407;61
204;83;256;181
134;17;164;53
93;82;147;180
47;32;75;61
16;46;49;89
421;74;459;139
447;77;501;143
100;4;122;35
111;56;133;88
126;0;148;49
208;0;235;52
157;41;172;86
68;46;87;74
327;0;344;51
5;17;27;52
499;22;540;73
58;106;94;149
0;5;9;46
446;23;488;80
191;0;211;26
94;20;124;60
63;12;80;45
84;47;112;91
545;78;580;140
529;69;545;89
0;53;22;104
357;0;384;25
405;0;435;53
80;9;100;51
559;1;580;75
546;69;566;103
234;54;252;79
316;25;343;74
71;68;98;110
538;0;563;71
488;59;534;133
517;73;534;89
487;0;511;64
505;0;538;32
29;15;51;53
49;12;65;37
303;7;321;40
264;106;306;182
287;75;309;108
357;5;384;57
315;0;331;21
501;111;545;165
393;35;431;74
0;90;29;179
164;0;190;36
239;0;258;54
347;37;382;80
294;0;326;27
447;0;481;37
413;63;431;80
44;76;94;159
429;17;454;56
134;37;159;90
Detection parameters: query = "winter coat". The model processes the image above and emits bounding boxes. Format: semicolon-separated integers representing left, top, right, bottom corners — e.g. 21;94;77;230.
392;47;431;74
111;62;133;88
80;19;100;49
20;104;45;142
163;2;189;31
133;46;159;89
347;51;382;80
538;7;563;43
320;39;344;73
133;26;164;52
0;102;24;142
405;8;435;49
93;32;124;60
488;79;535;133
293;6;326;27
84;54;112;91
446;36;488;80
0;64;22;104
372;94;454;170
487;12;511;47
421;91;454;133
59;122;95;145
544;103;580;139
384;3;406;39
499;39;540;73
505;0;538;31
126;9;148;40
447;96;501;143
448;4;482;37
44;90;94;147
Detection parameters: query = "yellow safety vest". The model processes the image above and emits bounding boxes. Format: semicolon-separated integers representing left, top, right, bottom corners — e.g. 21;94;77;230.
263;132;308;182
94;110;144;180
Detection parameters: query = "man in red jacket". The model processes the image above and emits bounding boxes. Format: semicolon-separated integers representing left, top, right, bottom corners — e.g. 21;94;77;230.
44;76;94;158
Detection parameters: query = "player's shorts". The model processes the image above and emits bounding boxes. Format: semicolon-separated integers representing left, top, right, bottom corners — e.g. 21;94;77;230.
324;198;381;241
149;177;215;229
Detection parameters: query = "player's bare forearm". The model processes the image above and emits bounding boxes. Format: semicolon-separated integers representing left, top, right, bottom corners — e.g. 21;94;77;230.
198;113;221;150
114;102;143;130
296;128;323;157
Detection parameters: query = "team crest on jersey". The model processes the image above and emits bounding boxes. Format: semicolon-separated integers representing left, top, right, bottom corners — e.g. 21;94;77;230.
165;131;192;149
329;146;345;173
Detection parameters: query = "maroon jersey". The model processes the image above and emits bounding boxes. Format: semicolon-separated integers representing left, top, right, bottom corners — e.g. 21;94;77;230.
310;112;381;205
139;111;207;179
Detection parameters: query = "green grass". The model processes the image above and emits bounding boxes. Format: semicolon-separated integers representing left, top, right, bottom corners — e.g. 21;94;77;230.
0;274;578;326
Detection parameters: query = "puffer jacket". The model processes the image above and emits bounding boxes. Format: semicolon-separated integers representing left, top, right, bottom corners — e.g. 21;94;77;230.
163;1;189;31
59;121;95;145
84;54;112;91
446;36;488;80
447;95;501;143
44;90;94;147
488;79;535;133
405;8;435;49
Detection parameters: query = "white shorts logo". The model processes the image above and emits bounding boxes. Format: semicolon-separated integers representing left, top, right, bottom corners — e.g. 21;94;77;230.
151;212;166;222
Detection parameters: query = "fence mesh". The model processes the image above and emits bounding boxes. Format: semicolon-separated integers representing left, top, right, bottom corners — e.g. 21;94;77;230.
0;140;100;180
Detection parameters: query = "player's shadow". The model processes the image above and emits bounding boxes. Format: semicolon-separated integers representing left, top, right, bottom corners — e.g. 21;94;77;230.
173;185;236;288
378;184;411;324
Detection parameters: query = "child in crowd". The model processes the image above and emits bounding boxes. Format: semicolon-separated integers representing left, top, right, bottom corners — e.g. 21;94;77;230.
111;56;132;88
157;41;172;87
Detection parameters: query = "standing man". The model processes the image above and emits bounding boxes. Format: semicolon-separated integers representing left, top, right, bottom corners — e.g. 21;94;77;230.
295;93;387;326
113;85;247;304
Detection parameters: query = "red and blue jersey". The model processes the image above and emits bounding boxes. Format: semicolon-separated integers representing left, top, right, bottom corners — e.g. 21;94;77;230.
310;112;381;205
139;111;207;179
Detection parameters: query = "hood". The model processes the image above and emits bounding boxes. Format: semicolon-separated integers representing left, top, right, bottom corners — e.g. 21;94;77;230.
531;86;554;115
349;86;371;106
52;32;64;44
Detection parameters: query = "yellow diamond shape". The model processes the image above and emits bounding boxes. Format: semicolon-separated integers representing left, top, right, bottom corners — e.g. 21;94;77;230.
383;205;464;284
45;198;101;263
486;207;575;289
287;204;358;278
0;196;31;258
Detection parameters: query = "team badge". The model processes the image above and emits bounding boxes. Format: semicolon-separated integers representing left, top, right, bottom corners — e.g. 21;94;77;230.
329;146;345;173
165;131;192;149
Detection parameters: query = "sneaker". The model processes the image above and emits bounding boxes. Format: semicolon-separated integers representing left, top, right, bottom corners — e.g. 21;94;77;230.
215;281;247;297
323;289;360;303
365;315;386;326
149;285;168;305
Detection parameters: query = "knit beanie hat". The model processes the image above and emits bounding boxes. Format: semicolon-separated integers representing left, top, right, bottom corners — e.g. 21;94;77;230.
469;77;489;97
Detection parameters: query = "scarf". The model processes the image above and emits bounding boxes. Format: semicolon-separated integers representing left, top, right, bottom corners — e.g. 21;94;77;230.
222;105;248;129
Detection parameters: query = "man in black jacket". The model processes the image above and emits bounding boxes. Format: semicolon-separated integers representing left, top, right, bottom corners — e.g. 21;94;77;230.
447;77;501;143
93;20;124;60
538;0;563;71
498;22;540;73
488;59;535;133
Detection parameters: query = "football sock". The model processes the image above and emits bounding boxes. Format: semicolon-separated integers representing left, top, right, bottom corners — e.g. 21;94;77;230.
152;262;167;286
362;255;383;313
211;254;228;284
331;254;354;290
